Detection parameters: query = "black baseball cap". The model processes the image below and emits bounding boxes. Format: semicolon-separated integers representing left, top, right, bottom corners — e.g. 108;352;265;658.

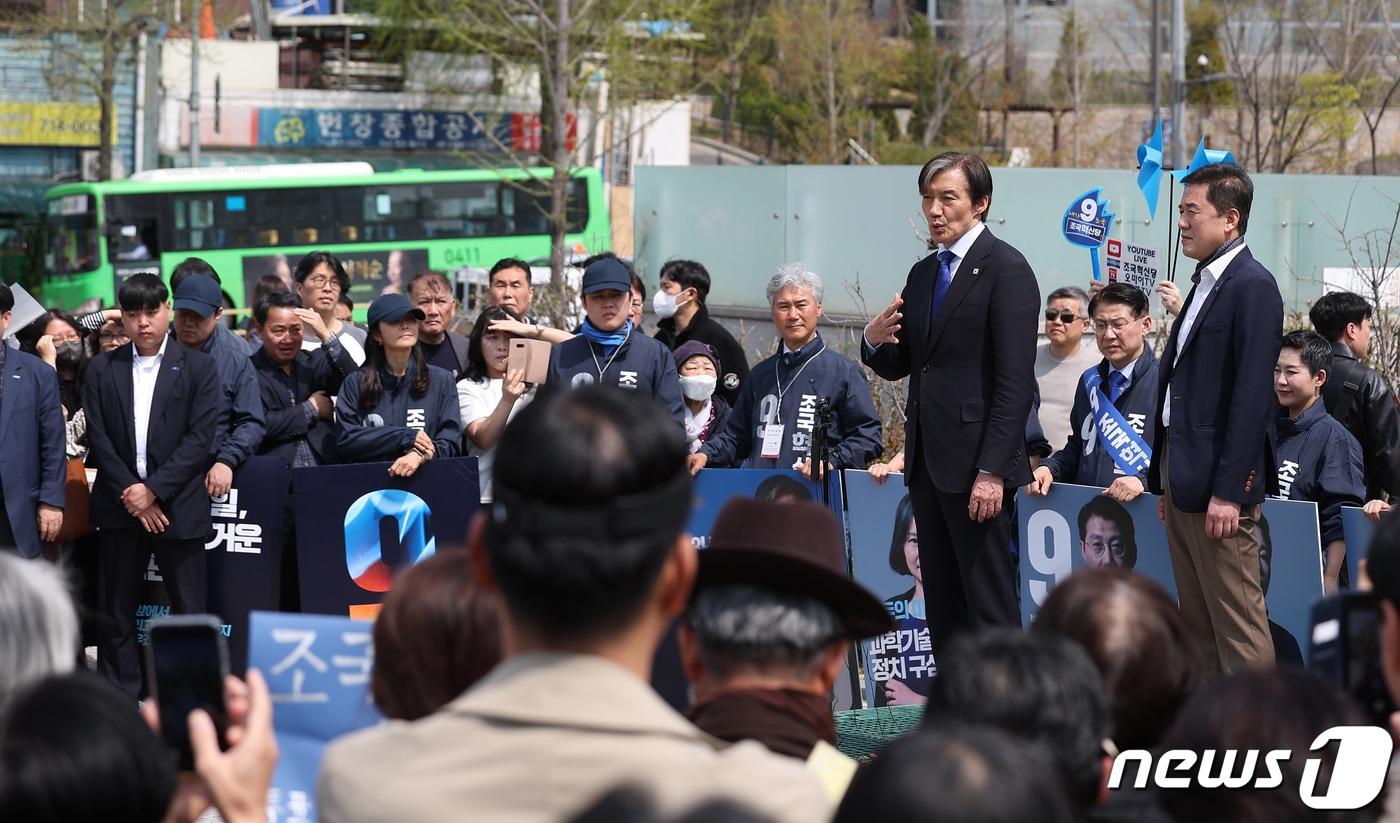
366;293;426;327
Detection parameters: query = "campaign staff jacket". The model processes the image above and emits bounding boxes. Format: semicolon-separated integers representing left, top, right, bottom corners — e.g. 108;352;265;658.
199;325;266;470
654;304;751;407
1321;340;1400;501
335;364;463;463
701;334;882;471
252;348;344;465
1043;347;1160;489
1274;401;1365;546
548;329;687;424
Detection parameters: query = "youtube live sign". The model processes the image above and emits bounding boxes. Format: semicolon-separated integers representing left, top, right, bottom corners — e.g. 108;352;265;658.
510;112;577;152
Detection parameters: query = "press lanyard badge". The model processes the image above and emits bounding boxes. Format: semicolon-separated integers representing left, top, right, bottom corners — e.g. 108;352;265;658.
761;424;785;459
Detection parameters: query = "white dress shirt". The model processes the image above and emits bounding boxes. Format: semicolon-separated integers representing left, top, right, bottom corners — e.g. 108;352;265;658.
1163;241;1247;428
132;336;168;480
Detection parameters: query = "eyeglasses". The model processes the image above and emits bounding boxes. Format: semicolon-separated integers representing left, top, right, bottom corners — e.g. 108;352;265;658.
1045;309;1080;324
49;332;81;345
1092;317;1142;334
1085;537;1127;561
304;274;340;291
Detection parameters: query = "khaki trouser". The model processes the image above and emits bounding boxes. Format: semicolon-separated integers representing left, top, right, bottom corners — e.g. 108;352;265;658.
1161;446;1275;673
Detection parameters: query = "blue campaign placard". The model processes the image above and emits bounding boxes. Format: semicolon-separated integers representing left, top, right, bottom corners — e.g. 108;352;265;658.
249;610;381;823
845;470;934;708
1342;506;1374;588
1062;188;1115;249
687;468;825;547
1018;484;1323;662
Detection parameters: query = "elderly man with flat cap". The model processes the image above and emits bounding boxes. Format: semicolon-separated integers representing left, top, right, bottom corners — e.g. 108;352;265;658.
678;496;893;794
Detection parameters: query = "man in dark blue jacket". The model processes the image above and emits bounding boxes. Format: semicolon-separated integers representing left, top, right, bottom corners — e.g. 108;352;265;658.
170;268;266;499
85;273;221;700
549;258;686;424
1029;283;1159;501
1147;163;1283;673
251;291;343;467
0;283;66;557
1272;330;1366;593
688;264;881;476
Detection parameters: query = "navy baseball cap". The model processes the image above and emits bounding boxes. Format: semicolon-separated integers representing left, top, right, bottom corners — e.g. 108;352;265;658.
171;275;222;318
367;293;425;327
581;258;632;296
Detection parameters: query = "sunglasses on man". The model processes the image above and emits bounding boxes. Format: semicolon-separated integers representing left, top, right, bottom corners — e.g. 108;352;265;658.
1045;309;1080;324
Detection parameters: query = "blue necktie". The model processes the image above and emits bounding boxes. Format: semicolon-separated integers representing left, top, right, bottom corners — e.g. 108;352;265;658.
930;250;956;322
1108;370;1128;404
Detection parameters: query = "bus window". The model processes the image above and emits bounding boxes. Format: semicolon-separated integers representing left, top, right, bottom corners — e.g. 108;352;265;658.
426;181;498;237
296;227;319;245
45;194;99;275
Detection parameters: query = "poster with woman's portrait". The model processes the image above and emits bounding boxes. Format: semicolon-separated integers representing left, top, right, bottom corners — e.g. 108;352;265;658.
845;470;935;708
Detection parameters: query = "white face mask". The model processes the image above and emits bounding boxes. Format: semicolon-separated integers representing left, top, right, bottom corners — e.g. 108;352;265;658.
653;289;690;320
679;374;716;402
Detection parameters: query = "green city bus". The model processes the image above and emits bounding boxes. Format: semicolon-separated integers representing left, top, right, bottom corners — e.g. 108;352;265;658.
42;163;610;315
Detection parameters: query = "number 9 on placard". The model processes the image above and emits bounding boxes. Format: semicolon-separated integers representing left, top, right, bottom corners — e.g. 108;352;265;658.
1079;198;1098;222
1026;507;1072;605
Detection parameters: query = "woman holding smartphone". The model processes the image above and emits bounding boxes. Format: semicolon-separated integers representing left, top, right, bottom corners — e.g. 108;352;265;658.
337;294;462;477
457;305;535;502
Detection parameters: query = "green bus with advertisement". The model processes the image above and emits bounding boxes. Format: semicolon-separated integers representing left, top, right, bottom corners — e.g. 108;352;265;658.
42;163;610;314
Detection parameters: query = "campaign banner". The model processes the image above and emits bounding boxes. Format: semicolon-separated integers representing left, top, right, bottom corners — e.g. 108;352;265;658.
1019;484;1324;663
242;248;429;310
687;468;827;547
249;611;380;823
1342;506;1374;589
845;470;934;709
135;457;291;674
293;458;479;619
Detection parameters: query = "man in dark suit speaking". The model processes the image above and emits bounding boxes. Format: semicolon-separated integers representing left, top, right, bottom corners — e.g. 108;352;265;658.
863;152;1040;646
1148;163;1282;673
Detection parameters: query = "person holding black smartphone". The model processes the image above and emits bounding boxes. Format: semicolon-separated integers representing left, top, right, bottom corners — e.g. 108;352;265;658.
85;273;221;701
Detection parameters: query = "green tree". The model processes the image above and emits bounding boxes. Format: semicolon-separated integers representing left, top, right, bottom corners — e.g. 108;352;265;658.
1185;0;1232;106
904;14;979;148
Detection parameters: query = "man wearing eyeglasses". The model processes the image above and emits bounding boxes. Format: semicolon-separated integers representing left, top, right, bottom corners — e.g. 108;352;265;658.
1034;286;1099;452
1027;283;1158;503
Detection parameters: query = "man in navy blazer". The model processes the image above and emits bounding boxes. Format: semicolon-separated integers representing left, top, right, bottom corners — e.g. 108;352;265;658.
863;152;1040;647
1147;163;1283;673
85;273;221;700
0;283;66;557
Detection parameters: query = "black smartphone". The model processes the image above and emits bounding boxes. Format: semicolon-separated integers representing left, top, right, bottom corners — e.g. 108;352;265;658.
1309;592;1397;726
146;614;231;770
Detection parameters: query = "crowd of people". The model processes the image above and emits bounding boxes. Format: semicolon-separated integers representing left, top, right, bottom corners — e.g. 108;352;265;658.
0;150;1399;822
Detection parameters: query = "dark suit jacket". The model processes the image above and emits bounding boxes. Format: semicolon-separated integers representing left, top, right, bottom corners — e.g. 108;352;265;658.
1147;246;1283;512
0;349;67;557
84;341;221;540
863;226;1041;492
251;347;342;464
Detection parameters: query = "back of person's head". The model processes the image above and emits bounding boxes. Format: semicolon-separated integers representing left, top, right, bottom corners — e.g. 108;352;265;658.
659;259;712;304
0;282;13;315
1159;668;1381;823
0;553;78;712
251;273;290;309
254;290;304;326
1310;291;1372;343
1180;162;1254;234
169;257;221;291
927;627;1111;809
0;672;176;822
685;584;844;683
485;386;691;645
1280;329;1333;378
569;786;773;823
1087;282;1149;318
1032;569;1204;749
835;722;1077;823
372;551;503;721
118;272;168;311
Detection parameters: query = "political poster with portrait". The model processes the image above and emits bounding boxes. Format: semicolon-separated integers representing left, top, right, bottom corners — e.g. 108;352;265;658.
687;468;827;547
845;469;934;709
249;611;380;823
293;458;479;619
1019;483;1325;663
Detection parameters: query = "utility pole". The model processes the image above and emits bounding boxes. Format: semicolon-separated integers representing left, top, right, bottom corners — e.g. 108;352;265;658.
190;0;202;167
1169;0;1185;168
1150;0;1160;122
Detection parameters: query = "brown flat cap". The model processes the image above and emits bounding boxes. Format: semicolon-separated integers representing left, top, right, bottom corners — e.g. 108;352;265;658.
696;497;894;638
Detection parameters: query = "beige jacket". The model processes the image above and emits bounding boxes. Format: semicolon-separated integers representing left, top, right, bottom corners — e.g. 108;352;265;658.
318;652;833;823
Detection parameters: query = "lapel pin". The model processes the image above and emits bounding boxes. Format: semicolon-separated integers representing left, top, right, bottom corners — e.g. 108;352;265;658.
972;268;981;276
